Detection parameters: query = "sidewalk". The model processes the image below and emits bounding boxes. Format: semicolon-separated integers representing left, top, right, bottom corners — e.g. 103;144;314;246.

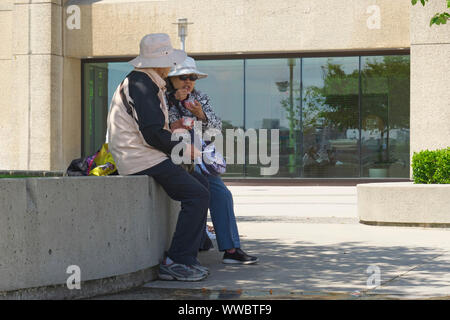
92;186;450;300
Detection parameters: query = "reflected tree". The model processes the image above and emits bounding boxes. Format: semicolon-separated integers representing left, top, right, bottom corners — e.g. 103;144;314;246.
276;59;300;174
361;56;410;165
277;56;409;175
302;56;410;167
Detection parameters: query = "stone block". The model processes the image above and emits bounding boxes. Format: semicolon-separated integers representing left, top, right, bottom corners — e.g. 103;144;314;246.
10;55;30;170
0;60;14;169
0;11;12;59
0;175;179;297
62;57;81;169
410;44;450;156
12;2;62;56
358;182;450;226
14;0;61;5
64;0;410;58
12;3;29;55
0;1;13;11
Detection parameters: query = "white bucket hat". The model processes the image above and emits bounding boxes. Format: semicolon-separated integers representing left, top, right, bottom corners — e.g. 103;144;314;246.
128;33;187;68
167;56;208;79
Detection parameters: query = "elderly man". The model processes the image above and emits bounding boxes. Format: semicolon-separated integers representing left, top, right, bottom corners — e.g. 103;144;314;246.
107;33;209;281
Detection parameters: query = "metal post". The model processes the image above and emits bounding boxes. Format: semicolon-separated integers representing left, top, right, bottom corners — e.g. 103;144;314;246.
174;18;192;51
287;58;296;174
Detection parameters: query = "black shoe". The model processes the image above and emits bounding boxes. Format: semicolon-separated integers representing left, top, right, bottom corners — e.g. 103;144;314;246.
199;236;214;252
222;248;259;265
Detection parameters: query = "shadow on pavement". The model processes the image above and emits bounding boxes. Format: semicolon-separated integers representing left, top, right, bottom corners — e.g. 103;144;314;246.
93;238;450;299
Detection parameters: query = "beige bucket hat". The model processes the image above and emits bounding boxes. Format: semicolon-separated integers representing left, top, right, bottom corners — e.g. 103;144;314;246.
167;57;208;79
128;33;187;68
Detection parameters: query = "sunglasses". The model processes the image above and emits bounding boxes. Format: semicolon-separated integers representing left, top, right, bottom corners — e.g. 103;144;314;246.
178;74;198;81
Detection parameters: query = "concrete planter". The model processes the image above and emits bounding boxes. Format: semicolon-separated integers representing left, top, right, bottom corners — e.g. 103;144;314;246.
0;176;179;299
357;182;450;227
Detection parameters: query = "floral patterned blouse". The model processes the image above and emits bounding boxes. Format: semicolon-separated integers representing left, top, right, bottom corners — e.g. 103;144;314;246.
167;89;222;132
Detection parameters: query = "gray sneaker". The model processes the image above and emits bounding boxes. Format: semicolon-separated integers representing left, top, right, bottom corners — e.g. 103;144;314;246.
158;261;208;281
192;262;210;275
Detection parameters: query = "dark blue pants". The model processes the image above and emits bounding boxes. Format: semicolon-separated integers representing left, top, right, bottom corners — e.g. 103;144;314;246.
133;159;210;266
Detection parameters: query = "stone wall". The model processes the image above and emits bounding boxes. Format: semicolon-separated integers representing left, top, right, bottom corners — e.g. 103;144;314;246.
0;175;179;299
410;0;450;168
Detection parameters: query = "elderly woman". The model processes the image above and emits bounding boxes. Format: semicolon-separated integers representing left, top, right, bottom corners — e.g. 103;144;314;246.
166;57;258;265
107;34;210;281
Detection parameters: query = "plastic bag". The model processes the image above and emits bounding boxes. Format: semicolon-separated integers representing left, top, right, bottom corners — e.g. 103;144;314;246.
66;143;117;176
89;143;117;176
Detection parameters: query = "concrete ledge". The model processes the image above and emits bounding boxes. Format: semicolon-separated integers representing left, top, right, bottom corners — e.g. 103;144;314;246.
0;265;158;300
357;182;450;227
0;176;180;299
0;170;63;177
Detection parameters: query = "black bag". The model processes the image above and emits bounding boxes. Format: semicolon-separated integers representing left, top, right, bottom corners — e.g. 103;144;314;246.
66;156;96;176
66;144;118;176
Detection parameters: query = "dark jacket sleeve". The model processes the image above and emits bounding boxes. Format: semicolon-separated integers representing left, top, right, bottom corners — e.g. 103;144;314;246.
127;72;180;154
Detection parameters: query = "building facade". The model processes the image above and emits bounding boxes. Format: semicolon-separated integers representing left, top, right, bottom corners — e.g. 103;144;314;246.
0;0;449;180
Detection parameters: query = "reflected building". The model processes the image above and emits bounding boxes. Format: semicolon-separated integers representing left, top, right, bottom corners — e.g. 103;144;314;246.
83;55;410;179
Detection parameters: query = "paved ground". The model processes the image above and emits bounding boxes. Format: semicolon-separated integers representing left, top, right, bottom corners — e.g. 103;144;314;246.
92;186;450;300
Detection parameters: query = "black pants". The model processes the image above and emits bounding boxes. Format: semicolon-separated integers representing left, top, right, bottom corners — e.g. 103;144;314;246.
133;159;210;266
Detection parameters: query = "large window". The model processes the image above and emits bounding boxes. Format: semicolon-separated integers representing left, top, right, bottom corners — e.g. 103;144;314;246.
195;60;245;177
243;59;301;177
360;56;410;178
302;57;360;178
82;62;132;156
82;54;410;179
82;62;108;156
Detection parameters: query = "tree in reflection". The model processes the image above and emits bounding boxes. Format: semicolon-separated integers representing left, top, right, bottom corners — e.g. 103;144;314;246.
361;56;410;167
276;59;300;174
301;62;359;175
279;56;410;175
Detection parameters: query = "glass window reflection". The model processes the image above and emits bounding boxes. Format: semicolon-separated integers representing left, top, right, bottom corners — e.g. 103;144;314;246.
82;55;410;179
302;57;360;178
195;60;245;177
245;58;301;177
83;62;132;156
361;56;410;178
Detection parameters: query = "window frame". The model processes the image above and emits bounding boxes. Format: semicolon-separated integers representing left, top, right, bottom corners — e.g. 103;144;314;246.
81;48;411;182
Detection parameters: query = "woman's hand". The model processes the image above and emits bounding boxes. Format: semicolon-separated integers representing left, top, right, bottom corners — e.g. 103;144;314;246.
174;88;189;101
170;118;193;131
185;100;206;121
